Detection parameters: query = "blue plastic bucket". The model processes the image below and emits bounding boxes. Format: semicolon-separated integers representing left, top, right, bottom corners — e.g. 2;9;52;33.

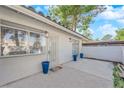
80;53;83;58
41;61;49;74
73;55;77;61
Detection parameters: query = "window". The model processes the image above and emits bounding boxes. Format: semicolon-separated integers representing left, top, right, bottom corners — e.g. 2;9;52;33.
0;26;46;57
1;26;28;56
29;32;42;54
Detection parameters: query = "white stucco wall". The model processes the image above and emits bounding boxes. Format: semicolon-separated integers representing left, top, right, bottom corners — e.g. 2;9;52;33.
122;47;124;64
59;34;73;64
0;6;83;86
82;46;124;63
0;55;46;86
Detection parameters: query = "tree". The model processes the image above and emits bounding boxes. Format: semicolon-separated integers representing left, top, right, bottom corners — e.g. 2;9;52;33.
115;28;124;40
49;5;106;32
78;28;93;39
15;31;19;46
101;34;113;41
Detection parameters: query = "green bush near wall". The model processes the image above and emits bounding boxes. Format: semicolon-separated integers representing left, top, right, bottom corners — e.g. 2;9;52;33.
113;65;124;88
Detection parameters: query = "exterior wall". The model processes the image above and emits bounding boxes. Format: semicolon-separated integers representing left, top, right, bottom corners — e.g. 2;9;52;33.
0;6;83;86
122;48;124;64
0;55;46;86
58;34;80;64
82;46;124;64
47;27;82;66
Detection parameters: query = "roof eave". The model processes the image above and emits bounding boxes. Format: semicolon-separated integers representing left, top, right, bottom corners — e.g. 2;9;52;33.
5;5;89;41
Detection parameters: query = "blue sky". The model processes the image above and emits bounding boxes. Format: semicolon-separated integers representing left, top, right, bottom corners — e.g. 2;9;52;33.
27;5;124;40
90;5;124;40
30;5;49;16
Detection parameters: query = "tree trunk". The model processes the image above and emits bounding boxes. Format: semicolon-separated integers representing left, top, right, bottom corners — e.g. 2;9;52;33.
72;15;77;31
15;31;19;46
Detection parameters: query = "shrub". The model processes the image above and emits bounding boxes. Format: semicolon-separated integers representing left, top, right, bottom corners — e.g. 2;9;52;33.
113;65;124;88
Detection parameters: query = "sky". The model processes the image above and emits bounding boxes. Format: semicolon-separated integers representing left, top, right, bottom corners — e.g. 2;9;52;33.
27;5;124;40
90;5;124;40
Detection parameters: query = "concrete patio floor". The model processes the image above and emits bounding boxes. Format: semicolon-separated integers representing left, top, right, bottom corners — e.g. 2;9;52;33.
1;59;114;88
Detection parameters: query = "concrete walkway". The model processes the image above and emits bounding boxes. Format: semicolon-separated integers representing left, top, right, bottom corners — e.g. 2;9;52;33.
1;59;113;88
66;59;114;80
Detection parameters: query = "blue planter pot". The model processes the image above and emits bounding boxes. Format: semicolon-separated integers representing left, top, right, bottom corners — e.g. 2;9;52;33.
73;55;77;61
80;53;83;58
41;61;49;74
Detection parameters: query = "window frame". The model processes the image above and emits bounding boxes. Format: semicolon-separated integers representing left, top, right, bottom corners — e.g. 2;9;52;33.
0;24;47;58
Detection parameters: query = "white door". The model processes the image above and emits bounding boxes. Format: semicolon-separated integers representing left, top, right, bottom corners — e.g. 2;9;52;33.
72;40;79;56
48;36;58;68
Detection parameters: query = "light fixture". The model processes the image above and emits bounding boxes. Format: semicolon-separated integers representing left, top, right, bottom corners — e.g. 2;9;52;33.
44;31;48;38
69;38;72;42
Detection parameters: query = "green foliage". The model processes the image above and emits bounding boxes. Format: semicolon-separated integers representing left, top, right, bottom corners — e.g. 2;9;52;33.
115;28;124;40
49;5;106;34
101;34;113;40
83;29;93;39
82;16;93;31
113;65;124;88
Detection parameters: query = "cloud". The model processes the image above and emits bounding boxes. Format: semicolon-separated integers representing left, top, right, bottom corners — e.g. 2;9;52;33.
117;19;124;24
97;24;117;37
100;11;123;20
99;6;124;20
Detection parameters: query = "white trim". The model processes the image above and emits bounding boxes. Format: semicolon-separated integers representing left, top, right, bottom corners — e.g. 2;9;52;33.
5;5;89;41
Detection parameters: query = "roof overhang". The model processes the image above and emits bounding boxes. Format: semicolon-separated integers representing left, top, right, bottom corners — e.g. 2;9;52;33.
82;40;124;46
